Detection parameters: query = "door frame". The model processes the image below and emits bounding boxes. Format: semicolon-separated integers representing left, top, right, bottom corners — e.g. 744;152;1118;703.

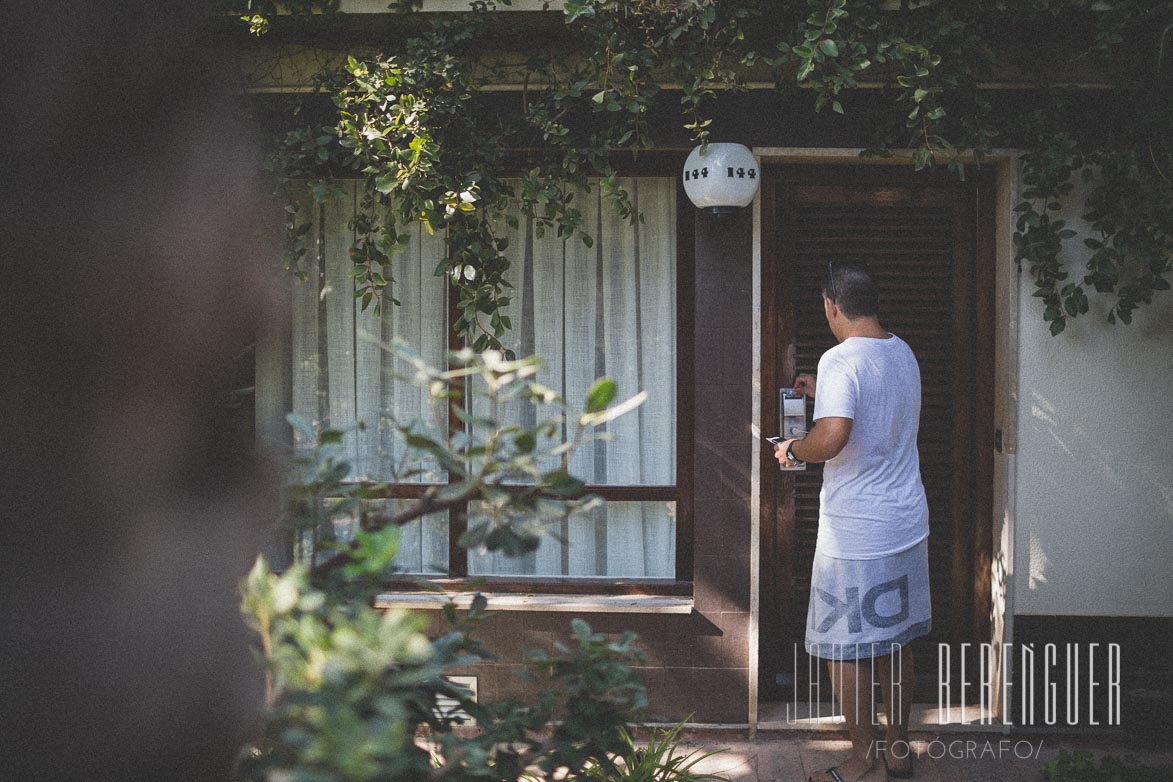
747;149;1021;731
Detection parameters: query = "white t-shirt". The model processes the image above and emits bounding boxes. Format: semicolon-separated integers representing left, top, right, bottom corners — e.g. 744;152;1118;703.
812;333;930;559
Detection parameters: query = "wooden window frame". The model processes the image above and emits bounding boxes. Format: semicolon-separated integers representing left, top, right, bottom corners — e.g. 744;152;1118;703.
378;154;695;594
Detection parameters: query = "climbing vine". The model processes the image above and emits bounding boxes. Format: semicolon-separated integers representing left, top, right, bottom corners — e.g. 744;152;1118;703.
240;0;1172;342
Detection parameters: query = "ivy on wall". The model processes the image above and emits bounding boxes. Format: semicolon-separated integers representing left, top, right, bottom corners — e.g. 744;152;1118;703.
241;0;1172;343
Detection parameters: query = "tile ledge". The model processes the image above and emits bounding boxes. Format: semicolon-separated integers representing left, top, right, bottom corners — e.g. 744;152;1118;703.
375;592;695;614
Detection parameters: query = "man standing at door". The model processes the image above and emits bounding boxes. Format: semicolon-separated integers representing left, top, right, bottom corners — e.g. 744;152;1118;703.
776;258;930;782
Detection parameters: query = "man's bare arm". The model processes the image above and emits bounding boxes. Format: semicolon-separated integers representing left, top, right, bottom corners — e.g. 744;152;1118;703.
775;417;852;466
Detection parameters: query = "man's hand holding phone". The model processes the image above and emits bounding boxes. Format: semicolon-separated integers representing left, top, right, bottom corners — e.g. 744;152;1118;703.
772;437;804;467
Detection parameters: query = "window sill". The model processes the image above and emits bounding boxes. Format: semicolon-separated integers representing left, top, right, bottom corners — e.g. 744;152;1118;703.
374;592;695;614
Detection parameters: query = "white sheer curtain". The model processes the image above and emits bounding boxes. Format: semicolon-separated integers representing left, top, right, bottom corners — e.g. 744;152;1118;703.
256;181;450;574
256;177;676;578
467;177;677;578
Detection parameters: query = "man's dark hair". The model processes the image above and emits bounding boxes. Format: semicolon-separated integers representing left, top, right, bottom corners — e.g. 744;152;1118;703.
823;258;879;319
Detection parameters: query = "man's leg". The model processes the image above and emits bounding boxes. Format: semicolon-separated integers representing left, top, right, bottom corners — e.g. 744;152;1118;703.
810;658;887;782
876;645;916;776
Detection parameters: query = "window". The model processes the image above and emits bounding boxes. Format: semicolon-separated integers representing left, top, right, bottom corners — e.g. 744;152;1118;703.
255;173;692;587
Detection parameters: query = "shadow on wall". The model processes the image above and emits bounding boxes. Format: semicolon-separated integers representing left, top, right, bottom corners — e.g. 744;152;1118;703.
1019;381;1173;612
1015;169;1173;614
1;5;278;780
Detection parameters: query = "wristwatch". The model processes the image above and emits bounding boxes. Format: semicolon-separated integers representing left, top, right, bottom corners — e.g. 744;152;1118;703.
786;439;805;465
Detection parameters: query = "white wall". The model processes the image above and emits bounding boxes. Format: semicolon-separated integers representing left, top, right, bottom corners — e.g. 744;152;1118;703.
1013;172;1173;617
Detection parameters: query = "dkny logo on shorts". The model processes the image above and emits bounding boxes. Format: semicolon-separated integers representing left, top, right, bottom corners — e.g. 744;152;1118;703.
814;574;910;633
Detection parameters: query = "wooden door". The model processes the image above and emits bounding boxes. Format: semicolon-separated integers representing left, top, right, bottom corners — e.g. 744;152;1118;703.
759;164;995;701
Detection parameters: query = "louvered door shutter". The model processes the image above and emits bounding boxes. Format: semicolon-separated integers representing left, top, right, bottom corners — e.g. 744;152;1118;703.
759;165;994;702
784;192;960;642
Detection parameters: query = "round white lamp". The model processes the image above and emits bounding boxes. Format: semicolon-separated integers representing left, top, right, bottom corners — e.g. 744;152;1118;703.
682;142;760;215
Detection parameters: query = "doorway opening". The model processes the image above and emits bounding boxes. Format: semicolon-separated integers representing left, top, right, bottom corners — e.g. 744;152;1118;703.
757;163;997;712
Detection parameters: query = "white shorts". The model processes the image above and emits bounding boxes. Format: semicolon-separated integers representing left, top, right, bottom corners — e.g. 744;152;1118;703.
804;537;931;660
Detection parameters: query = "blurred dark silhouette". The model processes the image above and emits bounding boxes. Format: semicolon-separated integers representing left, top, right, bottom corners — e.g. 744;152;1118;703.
1;4;277;779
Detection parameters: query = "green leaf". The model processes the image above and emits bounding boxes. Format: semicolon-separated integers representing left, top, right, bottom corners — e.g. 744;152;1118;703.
469;592;488;618
286;413;316;441
375;173;396;195
819;39;839;57
245;555;270;600
913;146;930;171
515;431;536;454
541;469;586;497
570;617;593;641
585;377;617;413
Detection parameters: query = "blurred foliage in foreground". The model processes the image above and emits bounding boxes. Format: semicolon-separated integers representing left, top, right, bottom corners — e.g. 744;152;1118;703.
1044;750;1173;782
238;340;652;781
